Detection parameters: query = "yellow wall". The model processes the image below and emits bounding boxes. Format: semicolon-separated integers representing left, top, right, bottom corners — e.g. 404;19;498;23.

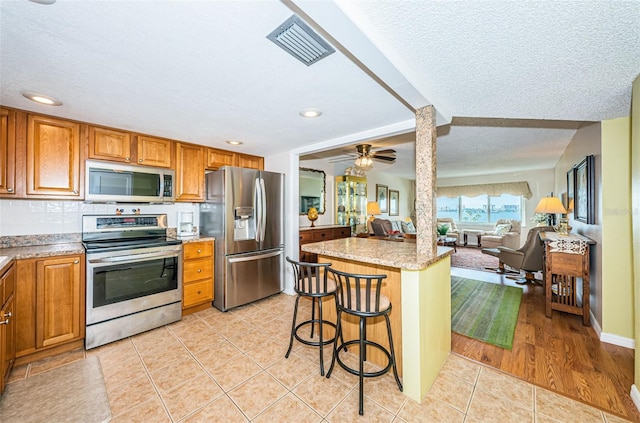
601;117;634;338
401;256;451;402
631;74;640;388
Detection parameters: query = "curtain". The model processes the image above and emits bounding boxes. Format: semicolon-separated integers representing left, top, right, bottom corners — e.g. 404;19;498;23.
436;181;532;199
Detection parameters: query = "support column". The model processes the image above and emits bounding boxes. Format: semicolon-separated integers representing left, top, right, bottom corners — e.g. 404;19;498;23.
415;106;437;257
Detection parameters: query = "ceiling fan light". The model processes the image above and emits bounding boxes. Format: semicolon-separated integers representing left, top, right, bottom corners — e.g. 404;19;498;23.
354;155;373;171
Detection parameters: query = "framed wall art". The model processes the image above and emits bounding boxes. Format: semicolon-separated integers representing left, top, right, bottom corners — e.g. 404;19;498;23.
389;190;399;216
566;167;574;212
573;155;595;224
376;184;388;213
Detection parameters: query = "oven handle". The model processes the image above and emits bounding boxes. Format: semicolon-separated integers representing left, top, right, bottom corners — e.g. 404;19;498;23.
88;250;179;264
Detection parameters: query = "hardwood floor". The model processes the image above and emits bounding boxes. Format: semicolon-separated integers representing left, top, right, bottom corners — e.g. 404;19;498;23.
451;266;640;422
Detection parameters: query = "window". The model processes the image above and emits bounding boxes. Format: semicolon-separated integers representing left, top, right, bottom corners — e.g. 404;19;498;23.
437;194;523;223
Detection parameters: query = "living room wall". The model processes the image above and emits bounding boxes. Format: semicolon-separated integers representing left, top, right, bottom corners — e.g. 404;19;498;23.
436;168;555;246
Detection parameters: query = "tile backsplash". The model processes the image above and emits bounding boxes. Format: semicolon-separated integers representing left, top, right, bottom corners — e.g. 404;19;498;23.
0;199;199;236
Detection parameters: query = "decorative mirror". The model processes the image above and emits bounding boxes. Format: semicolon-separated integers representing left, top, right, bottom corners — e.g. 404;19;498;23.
299;167;326;215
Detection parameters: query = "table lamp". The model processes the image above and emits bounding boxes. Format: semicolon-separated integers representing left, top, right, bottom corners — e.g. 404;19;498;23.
534;196;567;233
366;201;381;233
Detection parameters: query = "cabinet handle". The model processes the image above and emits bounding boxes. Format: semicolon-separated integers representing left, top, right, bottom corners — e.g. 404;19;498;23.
73;190;79;194
197;290;201;295
197;269;202;273
7;188;13;192
0;311;10;325
197;249;202;253
74;260;79;264
138;159;143;163
125;157;130;162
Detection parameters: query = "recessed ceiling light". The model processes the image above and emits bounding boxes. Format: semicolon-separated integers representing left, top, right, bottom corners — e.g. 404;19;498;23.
27;0;56;4
22;92;63;106
299;109;322;118
226;140;243;146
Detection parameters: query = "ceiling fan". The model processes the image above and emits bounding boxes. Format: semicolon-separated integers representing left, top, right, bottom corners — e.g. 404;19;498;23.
329;144;396;171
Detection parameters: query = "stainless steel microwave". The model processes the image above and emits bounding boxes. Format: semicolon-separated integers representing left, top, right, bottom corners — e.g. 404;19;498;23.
85;160;175;203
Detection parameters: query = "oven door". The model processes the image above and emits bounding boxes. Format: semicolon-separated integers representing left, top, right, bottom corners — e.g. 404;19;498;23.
86;245;183;325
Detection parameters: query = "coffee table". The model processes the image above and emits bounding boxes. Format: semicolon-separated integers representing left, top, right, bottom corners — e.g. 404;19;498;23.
463;230;483;247
437;236;457;252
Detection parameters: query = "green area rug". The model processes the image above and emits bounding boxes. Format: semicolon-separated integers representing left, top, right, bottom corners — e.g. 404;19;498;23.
451;276;522;350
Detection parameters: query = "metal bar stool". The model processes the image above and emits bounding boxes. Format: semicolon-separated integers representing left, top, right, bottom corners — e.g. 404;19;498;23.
326;267;402;415
285;257;341;376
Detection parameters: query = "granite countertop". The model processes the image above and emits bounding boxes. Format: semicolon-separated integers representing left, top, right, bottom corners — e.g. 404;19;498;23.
301;237;453;271
0;242;86;274
181;236;215;244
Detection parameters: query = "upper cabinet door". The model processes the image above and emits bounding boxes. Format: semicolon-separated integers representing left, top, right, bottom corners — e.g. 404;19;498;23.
0;108;16;195
176;143;204;202
26;115;81;198
135;135;173;168
238;153;264;170
88;126;132;163
207;148;237;170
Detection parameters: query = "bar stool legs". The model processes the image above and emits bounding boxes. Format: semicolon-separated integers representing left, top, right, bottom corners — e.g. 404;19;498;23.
325;268;402;415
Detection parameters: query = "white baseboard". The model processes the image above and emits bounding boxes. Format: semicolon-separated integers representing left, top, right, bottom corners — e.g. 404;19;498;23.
631;385;640;413
590;310;636;349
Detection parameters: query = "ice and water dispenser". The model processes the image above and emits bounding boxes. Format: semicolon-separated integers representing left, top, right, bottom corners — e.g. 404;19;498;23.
233;206;255;241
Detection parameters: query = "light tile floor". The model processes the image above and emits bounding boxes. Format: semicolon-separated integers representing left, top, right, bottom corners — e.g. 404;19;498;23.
8;293;633;422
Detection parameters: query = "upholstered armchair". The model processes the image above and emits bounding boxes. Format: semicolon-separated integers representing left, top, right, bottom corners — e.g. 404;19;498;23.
436;218;462;243
479;219;521;249
481;226;553;284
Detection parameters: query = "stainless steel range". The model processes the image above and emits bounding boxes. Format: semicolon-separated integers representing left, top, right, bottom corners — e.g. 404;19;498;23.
82;214;183;349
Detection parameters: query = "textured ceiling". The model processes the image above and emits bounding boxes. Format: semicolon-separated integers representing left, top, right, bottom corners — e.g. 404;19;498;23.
1;0;638;179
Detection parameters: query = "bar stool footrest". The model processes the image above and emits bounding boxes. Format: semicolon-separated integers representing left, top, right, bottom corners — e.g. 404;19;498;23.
334;339;392;379
294;320;337;347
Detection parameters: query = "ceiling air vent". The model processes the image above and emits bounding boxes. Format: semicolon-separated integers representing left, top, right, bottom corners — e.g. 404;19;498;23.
267;15;335;66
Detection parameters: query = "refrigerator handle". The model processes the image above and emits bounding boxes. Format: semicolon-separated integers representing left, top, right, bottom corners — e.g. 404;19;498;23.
254;179;261;243
227;249;282;263
260;177;267;243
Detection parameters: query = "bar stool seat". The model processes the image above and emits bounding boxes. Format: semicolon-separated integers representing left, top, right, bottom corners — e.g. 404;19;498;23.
285;257;341;376
326;267;402;415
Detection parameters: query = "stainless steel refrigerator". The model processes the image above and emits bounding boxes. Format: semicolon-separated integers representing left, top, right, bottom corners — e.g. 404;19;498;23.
200;166;284;311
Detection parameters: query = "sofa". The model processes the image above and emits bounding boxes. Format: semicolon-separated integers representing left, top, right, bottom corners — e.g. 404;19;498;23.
369;218;416;237
478;219;521;249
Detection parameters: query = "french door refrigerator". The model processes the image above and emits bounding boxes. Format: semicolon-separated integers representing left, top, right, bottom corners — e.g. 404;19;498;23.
200;166;284;311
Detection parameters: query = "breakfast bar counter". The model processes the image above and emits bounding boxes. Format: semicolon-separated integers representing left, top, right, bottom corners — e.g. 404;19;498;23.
302;237;453;402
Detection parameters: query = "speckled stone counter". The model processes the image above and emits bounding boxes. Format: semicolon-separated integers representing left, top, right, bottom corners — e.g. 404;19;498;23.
180;236;215;244
299;224;348;232
0;243;85;262
301;237;453;270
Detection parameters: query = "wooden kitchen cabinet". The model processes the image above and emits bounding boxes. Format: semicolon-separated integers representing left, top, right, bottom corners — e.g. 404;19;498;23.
89;126;173;168
0;262;16;395
15;254;85;363
238;153;264;170
134;135;173;168
88;126;132;163
207;147;237;169
175;142;205;202
182;240;214;315
0;108;16;196
26;114;82;198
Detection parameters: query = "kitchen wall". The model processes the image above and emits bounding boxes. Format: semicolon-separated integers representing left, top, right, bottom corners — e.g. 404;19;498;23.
0;199;199;237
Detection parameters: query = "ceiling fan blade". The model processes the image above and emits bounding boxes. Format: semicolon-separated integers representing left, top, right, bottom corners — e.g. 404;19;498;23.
373;149;396;155
372;156;396;163
328;156;356;163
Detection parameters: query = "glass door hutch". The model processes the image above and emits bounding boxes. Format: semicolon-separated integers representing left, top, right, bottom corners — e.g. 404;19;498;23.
335;175;367;235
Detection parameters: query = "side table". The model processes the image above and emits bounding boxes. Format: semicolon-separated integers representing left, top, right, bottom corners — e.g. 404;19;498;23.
463;230;483;247
540;232;595;326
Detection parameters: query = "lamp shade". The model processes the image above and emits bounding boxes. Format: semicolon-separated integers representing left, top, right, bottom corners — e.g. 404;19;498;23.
367;201;381;215
534;196;567;214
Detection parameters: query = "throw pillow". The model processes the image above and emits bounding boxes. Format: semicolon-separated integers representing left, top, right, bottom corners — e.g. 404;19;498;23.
494;223;511;236
390;220;403;233
401;220;416;234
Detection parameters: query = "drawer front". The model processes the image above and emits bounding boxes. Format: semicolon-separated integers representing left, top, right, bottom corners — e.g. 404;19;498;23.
183;242;213;260
312;231;332;242
184;257;213;283
332;227;350;239
299;232;314;244
183;279;213;308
